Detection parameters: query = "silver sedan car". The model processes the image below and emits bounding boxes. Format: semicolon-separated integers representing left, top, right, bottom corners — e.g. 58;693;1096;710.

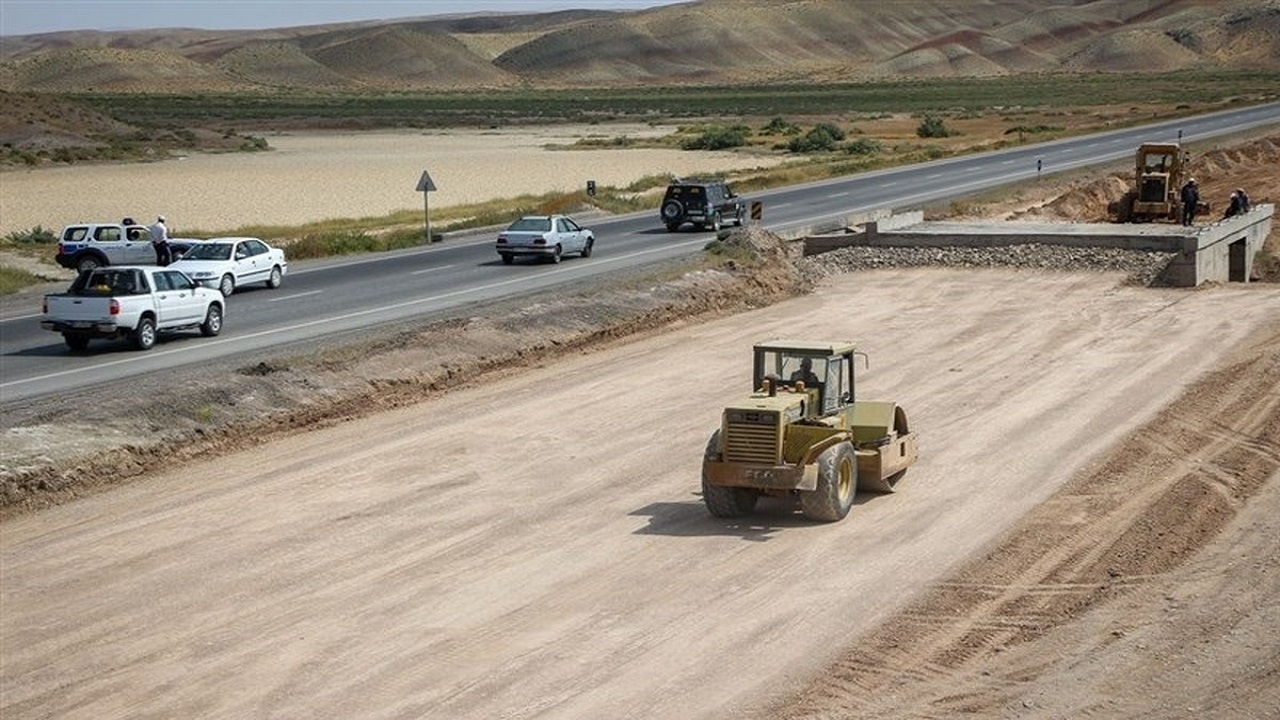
495;215;595;264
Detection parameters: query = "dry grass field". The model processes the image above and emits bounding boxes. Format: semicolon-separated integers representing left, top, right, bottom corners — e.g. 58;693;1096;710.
0;123;788;237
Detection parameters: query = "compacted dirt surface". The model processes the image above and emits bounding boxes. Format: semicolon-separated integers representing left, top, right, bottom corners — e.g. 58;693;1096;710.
2;135;1279;719
2;267;1279;719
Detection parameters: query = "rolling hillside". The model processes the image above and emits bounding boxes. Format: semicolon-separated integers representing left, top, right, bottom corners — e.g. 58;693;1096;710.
0;0;1276;92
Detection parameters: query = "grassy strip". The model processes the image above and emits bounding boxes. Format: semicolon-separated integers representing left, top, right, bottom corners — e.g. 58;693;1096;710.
71;70;1279;130
0;267;42;295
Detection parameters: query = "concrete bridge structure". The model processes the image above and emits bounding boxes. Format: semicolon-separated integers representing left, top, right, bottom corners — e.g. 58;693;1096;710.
797;204;1274;287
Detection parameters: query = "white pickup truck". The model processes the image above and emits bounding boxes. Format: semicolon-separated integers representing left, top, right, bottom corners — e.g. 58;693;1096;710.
41;266;225;352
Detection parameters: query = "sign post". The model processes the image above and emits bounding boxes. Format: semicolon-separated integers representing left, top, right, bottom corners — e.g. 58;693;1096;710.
416;170;438;242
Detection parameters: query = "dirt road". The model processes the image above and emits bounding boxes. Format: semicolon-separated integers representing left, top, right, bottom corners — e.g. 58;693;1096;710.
3;268;1277;718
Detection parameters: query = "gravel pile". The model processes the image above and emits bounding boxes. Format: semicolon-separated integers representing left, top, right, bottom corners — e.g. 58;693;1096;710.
798;244;1178;286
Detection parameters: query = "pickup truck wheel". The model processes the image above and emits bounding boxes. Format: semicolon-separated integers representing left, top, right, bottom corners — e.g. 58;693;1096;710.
132;317;157;351
63;334;90;352
710;213;722;232
76;255;102;273
265;266;283;289
218;274;236;297
200;304;223;337
701;430;759;518
735;206;745;226
800;442;856;522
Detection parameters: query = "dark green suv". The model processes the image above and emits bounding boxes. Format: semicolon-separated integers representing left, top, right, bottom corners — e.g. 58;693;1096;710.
660;178;746;232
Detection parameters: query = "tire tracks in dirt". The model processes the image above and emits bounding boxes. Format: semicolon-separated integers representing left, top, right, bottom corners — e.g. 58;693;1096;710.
767;323;1280;718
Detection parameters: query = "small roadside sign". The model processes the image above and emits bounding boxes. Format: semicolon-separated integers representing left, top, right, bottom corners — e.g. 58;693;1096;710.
417;170;438;241
416;171;437;193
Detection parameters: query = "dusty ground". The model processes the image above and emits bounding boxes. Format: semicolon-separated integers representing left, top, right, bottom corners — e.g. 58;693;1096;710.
1;134;1279;718
2;265;1277;719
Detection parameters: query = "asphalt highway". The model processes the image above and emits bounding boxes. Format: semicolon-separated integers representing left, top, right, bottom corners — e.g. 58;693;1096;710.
1;101;1277;404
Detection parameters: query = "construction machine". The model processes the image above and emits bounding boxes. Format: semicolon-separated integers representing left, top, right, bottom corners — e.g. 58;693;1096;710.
700;340;918;522
1110;142;1209;222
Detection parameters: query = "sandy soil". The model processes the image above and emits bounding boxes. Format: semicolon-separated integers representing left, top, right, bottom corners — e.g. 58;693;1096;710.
2;267;1278;718
0;124;785;236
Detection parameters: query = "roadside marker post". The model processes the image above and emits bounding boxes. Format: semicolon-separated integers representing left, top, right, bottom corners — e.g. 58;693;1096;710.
750;201;763;223
417;170;438;242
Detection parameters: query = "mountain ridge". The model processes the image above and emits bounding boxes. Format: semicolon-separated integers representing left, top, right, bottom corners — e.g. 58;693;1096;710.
2;0;1277;93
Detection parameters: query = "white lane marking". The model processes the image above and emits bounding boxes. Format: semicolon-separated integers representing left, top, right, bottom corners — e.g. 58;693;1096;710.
268;290;322;302
411;264;455;276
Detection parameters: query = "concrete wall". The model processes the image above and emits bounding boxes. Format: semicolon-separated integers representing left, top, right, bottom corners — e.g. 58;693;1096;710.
1173;203;1274;286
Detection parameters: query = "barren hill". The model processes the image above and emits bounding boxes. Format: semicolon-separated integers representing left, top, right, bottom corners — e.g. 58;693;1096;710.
1;0;1276;92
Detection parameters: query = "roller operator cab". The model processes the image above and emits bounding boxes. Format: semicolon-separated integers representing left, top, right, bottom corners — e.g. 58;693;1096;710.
701;340;918;522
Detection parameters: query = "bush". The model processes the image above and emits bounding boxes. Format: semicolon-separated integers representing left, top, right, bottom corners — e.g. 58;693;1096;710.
916;115;954;138
760;117;799;135
5;226;58;245
842;138;882;155
681;125;749;150
787;123;847;153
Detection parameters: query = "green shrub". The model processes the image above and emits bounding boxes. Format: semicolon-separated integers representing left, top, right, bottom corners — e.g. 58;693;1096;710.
681;125;749;150
760;117;799;135
4;226;58;245
842;138;882;155
788;123;846;153
916;115;955;138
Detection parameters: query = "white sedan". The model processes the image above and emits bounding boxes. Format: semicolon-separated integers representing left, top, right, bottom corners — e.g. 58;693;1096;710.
170;236;288;297
495;215;595;264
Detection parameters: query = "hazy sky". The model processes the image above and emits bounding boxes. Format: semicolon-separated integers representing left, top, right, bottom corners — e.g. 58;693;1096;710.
0;0;689;36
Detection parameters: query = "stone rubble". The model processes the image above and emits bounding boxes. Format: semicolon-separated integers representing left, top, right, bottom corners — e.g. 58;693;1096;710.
797;243;1178;286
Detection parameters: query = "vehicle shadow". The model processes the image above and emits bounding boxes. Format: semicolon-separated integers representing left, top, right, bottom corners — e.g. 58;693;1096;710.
631;493;880;541
7;332;216;357
636;227;717;236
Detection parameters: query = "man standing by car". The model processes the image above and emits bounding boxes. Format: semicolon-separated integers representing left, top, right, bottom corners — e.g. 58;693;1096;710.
149;215;171;266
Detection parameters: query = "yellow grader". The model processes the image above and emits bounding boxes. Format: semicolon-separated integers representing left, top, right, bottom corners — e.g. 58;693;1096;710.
701;340;918;522
1110;142;1209;222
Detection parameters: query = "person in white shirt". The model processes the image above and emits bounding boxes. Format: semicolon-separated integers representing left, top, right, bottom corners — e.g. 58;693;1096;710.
149;215;170;265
